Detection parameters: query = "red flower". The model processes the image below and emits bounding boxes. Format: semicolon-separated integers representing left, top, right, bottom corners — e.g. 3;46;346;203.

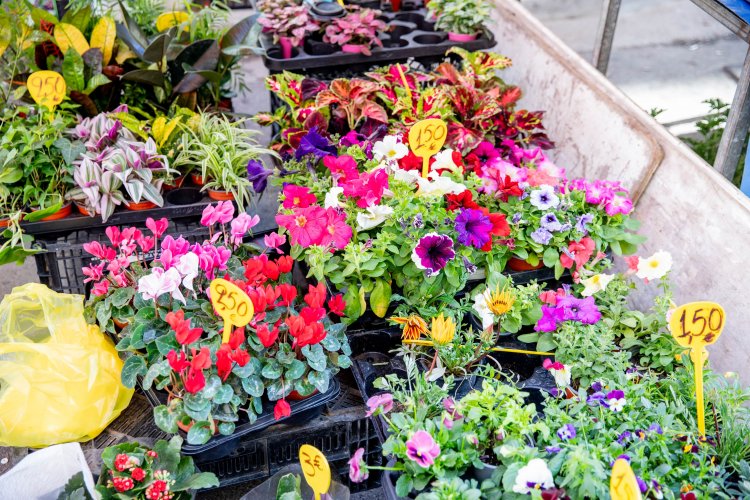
278;283;298;306
184;367;206;394
244;257;266;285
496;175;524;202
304;283;326;308
464;153;481;175
255;324;279;347
327;294;346;316
113;477;134;492
131;467;146;481
539;291;558;305
445;190;479;211
625;255;639;272
288;316;326;348
146;450;157;459
165;311;203;346
560;237;595;269
191;347;212;370
167;350;190;372
277;255;293;274
274;399;291;420
216;345;233;381
114;454;130;472
398;150;423;171
229;328;245;350
478;208;511;251
451;151;465;171
263;260;280;281
232;349;250;367
301;306;326;324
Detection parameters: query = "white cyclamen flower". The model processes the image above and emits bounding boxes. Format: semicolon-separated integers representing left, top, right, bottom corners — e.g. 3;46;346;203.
356;205;394;231
512;458;555;494
372;135;408;161
580;273;615;297
636;251;673;281
137;267;185;304
174;252;199;292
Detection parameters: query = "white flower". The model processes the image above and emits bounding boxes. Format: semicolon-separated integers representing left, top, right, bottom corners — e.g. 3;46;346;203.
356;205;394;231
473;290;494;331
636;251;672;281
431;149;458;172
607;396;626;412
512;458;554;494
580;273;615;297
372;135;408;161
391;166;421;186
550;365;571;387
137;267;185;304
324;186;344;209
416;173;466;197
174;252;199;292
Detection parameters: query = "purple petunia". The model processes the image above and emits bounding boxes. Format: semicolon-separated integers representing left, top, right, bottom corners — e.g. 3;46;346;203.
531;227;553;245
471;141;500;167
246;159;271;193
455;208;493;248
575;213;594;234
413;213;424;229
463;256;477;274
512;212;523;224
557;295;601;324
557;424;576;441
540;213;563;232
529;185;560;210
295;128;337;160
411;233;455;277
406;430;441;468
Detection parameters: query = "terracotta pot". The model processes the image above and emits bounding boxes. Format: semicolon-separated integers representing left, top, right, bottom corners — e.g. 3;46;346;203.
190;173;205;186
113;318;130;330
75;203;93;216
342;43;365;54
163;175;186;191
279;36;294;59
37;202;73;221
507;257;544;271
208;189;235;201
448;32;478;42
287;389;319;401
0;218;9;228
390;0;401;11
125;200;158;211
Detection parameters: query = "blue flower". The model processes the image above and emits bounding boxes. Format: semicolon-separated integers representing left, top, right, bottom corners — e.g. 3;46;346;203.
540;213;563;232
246;159;271;193
648;423;663;435
557;424;576;441
576;213;594;234
531;228;553;245
529;185;560;210
545;445;561;454
295;128;337;161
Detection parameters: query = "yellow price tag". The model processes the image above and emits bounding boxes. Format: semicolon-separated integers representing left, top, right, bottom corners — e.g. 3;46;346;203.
668;301;725;436
209;278;254;344
299;444;331;500
408;118;447;178
27;71;66;111
610;459;642;500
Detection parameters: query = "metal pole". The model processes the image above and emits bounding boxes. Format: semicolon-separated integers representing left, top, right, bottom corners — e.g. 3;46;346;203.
592;0;622;74
715;45;750;181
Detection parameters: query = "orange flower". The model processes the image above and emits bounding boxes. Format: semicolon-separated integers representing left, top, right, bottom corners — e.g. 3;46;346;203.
391;315;428;341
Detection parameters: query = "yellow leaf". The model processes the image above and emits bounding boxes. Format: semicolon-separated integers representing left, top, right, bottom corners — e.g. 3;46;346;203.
90;16;116;65
155;11;190;32
54;23;89;55
152;116;167;144
115;42;137;65
0;26;10;60
160;118;181;147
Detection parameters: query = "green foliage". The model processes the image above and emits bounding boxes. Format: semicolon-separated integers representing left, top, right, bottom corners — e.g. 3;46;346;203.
428;0;491;35
276;473;303;500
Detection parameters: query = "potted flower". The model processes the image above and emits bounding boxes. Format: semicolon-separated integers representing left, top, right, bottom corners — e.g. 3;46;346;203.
258;5;320;59
96;437;218;498
323;8;387;55
427;0;490;41
172;112;277;209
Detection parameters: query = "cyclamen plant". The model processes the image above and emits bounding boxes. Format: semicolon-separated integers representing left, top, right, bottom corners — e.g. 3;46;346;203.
258;5;319;46
323;8;387;55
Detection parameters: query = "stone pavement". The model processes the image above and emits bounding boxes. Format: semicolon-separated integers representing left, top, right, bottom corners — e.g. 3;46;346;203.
1;0;746;295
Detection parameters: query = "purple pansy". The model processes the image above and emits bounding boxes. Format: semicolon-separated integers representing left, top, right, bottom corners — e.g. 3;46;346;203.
411;233;455;277
531;227;553;245
246;159;271;193
617;431;632;444
454;208;493;248
348;448;369;483
591;381;603;392
648;423;664;435
604;390;627;412
637;477;648;494
295;128;337;160
587;391;605;406
540;213;563;232
545;445;561;454
406;430;441;467
557;424;576;441
365;393;393;417
529;185;560;210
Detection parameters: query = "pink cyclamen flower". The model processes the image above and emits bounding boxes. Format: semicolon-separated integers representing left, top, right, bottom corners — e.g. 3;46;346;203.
137;236;155;253
82;262;105;283
201;201;235;226
83;241;116;260
161;235;190;257
365;393;393;417
264;232;287;252
405;430;440;467
146;217;169;238
91;280;110;296
348;448;369;483
282;185;317;209
230;213;260;246
105;226;123;246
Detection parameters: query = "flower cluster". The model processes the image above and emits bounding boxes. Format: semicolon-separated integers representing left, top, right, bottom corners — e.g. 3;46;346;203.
535;287;601;332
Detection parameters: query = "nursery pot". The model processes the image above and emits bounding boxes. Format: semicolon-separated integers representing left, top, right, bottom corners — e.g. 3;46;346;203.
165;188;202;206
342;44;366;54
471;461;497;482
507;257;544;271
125;200;158;211
287;389;320;401
448;32;478;42
113;318;130;331
207;189;235;201
163;175;186;191
190;173;205;186
37;202;73;221
279;36;294;59
390;0;401;12
75;203;93;217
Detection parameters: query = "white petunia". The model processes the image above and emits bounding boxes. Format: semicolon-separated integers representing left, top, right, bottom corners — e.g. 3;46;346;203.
580;273;615;297
416;173;466;197
372;135;408;162
391;166;421;186
636;251;673;281
324;186;344;209
356;205;394;231
431;149;459;173
512;458;555;494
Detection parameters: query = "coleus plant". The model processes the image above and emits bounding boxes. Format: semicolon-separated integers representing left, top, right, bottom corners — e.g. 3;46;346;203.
323;8;387;56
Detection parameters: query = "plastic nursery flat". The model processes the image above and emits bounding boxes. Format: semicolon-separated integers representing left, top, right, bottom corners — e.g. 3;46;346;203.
260;8;496;72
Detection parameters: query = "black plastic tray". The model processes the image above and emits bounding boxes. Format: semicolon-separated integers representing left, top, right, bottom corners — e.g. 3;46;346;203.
143;377;341;458
261;9;496;72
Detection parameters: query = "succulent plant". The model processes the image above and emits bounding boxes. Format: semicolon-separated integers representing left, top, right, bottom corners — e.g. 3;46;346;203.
258;5;320;46
323;7;387;55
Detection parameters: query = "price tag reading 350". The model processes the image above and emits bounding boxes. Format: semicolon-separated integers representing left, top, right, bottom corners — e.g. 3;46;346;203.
209;278;254;344
299;444;331;500
668;301;725;436
610;458;642;500
27;70;66;111
408;118;447;178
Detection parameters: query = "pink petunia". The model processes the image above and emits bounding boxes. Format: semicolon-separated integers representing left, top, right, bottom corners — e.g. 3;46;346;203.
323;155;359;183
342;168;388;208
605;195;634;216
320;209;352;250
282;185;317;209
275;206;326;247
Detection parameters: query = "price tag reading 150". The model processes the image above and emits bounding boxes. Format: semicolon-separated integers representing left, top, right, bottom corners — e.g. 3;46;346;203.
668;301;724;347
299;444;331;500
408;118;447;178
209;278;254;344
27;70;66;111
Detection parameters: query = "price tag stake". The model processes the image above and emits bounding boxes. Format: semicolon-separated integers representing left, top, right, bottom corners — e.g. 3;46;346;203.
27;70;66;111
209;278;254;344
408;118;447;178
299;444;331;500
610;458;642;500
668;301;725;436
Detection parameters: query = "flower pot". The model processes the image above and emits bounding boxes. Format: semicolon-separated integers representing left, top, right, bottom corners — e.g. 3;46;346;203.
287;389;320;401
38;202;73;221
166;188;202;206
125;200;158;211
342;44;366;54
190;173;205;186
390;0;401;12
470;461;497;482
507;257;544;271
163;175;186;191
75;203;93;216
448;32;478;42
207;189;235;201
113;318;130;331
279;36;294;59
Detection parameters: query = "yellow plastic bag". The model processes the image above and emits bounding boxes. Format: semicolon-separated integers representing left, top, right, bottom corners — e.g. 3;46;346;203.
0;283;133;447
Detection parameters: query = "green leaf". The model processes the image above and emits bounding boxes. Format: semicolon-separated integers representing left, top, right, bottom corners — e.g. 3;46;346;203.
121;355;146;388
143;359;170;390
155;333;179;356
369;279;392;318
201;374;222;399
266;379;291;401
186;421;213;445
154;405;179;433
285;359;306;380
143;32;171;63
396;474;413;497
172;40;220;94
261;360;282;379
241;375;264;398
343;286;362;320
217;421;235;436
175;472;219;491
136;306;156;321
62;48;85;92
110;287;135;308
84;73;111;95
213;384;234;404
121;69;166;88
542;247;559;268
308;370;330;393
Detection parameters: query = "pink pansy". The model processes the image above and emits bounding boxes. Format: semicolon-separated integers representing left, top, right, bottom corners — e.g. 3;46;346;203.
342;168;389;208
282;185;317;209
82;262;105;283
146;217;169;238
230;213;260;246
275;206;326;247
543;358;565;371
264;232;287;252
201;201;235;226
83;241;116;260
91;280;110;296
320;209;352;250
